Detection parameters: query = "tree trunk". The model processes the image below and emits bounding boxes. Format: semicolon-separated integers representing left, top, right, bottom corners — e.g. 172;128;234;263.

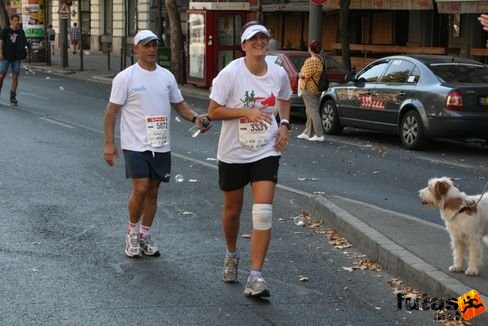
340;0;351;71
0;0;9;29
165;0;185;83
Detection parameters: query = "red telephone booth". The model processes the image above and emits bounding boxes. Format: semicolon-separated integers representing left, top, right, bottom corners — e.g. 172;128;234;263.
186;2;249;87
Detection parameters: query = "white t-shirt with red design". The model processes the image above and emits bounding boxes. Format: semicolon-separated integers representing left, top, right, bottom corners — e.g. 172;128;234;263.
210;57;292;163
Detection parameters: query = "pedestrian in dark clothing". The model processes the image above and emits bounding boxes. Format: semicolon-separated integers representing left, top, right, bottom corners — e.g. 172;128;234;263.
0;14;28;106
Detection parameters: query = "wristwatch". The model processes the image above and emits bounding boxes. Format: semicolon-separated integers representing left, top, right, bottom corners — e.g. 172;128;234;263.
280;119;290;130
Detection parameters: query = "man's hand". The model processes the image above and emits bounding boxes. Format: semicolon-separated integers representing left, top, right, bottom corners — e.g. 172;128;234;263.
195;114;212;133
103;143;119;166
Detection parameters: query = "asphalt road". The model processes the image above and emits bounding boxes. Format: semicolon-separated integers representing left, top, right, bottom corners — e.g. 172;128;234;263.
1;71;485;324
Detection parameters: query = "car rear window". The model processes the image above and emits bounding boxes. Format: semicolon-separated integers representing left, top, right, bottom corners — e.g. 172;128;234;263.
325;57;348;73
265;55;280;66
429;64;488;83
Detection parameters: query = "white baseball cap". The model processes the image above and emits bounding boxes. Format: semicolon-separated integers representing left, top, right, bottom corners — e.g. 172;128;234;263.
240;24;270;44
134;30;159;45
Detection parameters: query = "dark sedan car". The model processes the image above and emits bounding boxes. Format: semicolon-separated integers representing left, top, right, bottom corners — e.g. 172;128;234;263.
265;50;348;113
319;55;488;149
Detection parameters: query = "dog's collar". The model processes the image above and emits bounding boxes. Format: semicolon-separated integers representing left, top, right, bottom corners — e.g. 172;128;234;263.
448;180;488;221
450;205;469;221
458;206;469;215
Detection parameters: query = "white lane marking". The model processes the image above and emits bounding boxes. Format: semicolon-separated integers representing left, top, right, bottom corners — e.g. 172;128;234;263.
22;93;50;101
415;155;482;170
38;117;75;129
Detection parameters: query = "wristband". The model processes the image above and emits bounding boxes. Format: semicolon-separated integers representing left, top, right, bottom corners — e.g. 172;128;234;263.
280;119;290;130
191;114;198;123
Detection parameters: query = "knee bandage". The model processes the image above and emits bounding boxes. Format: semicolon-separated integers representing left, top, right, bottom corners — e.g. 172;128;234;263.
252;204;273;230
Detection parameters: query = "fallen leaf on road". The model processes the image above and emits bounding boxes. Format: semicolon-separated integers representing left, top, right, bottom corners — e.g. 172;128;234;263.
387;278;403;288
32;268;39;272
342;267;354;272
298;276;309;282
241;234;251;239
354;257;382;272
177;211;193;216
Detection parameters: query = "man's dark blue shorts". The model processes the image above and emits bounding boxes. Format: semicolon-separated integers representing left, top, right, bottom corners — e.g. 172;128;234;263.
123;150;171;182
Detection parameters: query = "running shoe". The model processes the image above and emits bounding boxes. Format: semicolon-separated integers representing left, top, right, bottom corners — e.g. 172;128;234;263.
125;233;141;258
222;256;239;283
139;234;160;256
244;275;270;298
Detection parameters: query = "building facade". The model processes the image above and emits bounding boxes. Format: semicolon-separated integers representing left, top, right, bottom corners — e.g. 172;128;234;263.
44;1;488;68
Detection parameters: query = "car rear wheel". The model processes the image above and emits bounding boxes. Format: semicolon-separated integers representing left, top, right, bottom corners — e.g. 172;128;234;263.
400;110;427;150
321;99;343;134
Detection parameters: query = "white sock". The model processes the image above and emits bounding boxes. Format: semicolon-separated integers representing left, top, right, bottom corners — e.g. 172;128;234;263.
140;225;151;238
128;221;139;235
226;249;238;258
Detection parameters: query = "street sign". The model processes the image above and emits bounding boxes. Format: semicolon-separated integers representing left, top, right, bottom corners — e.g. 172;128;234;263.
158;47;171;70
58;2;71;18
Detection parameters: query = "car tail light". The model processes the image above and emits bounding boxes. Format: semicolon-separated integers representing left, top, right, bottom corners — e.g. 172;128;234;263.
446;90;464;111
290;77;298;93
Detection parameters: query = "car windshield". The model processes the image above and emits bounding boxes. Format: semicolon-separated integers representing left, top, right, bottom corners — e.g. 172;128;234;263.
429;63;488;83
289;55;307;71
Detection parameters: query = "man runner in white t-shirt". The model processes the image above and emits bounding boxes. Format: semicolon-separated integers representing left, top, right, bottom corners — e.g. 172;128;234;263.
103;30;210;258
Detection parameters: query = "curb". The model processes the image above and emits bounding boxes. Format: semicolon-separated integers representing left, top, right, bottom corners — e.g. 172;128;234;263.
309;195;488;325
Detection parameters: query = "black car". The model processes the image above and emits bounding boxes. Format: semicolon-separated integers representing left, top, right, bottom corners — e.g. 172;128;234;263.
320;55;488;149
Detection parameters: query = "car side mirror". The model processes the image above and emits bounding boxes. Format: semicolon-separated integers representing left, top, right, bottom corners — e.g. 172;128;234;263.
345;72;356;82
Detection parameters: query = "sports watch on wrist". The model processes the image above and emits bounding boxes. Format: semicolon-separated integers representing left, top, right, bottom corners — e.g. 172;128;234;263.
280;119;290;130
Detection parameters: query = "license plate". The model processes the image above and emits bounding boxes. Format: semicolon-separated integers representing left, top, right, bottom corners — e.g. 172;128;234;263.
479;96;488;106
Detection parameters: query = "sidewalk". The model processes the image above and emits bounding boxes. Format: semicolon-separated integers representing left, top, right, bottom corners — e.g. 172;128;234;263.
27;52;488;324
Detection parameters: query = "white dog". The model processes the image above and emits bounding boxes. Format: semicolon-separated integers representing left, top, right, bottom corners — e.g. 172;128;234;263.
418;177;488;276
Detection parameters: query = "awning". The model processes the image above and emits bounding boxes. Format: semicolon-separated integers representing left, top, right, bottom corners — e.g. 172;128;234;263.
324;0;433;10
435;0;488;14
